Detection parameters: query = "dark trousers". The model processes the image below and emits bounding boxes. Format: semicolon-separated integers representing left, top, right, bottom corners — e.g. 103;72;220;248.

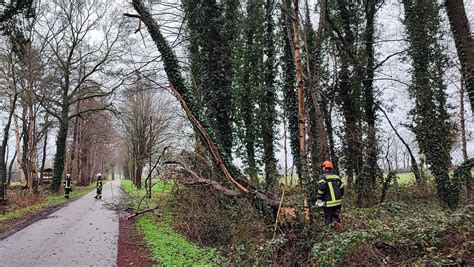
64;188;71;199
95;188;102;199
323;206;341;226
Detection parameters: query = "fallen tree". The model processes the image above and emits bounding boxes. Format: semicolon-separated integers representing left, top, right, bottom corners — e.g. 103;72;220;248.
125;0;293;220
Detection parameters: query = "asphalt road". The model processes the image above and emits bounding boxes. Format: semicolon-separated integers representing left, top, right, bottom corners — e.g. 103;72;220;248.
0;180;121;267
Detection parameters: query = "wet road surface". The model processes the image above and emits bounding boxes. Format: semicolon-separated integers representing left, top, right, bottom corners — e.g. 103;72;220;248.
0;180;121;266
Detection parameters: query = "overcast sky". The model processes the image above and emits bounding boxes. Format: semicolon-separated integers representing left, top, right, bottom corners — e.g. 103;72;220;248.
1;0;473;174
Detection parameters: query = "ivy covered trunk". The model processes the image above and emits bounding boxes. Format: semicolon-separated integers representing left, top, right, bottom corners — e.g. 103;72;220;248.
281;0;301;179
358;0;381;207
261;0;278;189
51;116;69;192
240;0;262;183
403;0;458;209
183;0;233;160
330;0;365;187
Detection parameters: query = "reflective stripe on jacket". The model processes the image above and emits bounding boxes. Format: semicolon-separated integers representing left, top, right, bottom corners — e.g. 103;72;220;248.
317;172;344;207
64;178;72;189
96;180;103;190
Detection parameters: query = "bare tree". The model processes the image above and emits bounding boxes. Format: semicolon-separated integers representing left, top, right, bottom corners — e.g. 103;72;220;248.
119;79;174;189
0;42;20;201
67;93;117;185
35;0;124;191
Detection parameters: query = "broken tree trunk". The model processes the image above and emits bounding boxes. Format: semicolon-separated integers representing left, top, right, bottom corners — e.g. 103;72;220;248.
127;0;283;215
292;0;311;225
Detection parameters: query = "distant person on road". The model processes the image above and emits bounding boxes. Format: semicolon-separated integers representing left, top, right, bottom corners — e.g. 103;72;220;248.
63;174;73;199
94;173;103;199
316;161;344;227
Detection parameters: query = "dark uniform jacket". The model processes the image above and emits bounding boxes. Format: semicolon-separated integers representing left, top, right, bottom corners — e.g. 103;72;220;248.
317;171;344;207
63;178;72;189
96;179;103;190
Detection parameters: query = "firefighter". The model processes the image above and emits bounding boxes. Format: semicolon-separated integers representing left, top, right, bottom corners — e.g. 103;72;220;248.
63;174;73;199
94;173;103;199
316;161;344;226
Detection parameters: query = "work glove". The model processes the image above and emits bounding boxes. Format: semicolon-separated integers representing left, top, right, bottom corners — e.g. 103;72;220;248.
315;199;325;207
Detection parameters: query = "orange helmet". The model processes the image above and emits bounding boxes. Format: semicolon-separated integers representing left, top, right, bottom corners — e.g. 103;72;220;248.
322;160;333;171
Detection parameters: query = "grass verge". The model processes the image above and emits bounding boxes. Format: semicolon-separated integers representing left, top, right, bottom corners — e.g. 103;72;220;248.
0;183;96;223
121;179;224;266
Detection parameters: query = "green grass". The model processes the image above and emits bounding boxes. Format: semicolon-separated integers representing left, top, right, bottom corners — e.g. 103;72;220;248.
121;179;173;196
121;179;224;266
0;183;96;223
280;170;474;187
391;170;474;185
138;215;224;266
121;179;174;209
392;172;417;184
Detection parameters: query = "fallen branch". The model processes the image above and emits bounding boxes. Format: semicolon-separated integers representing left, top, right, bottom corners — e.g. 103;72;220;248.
273;189;286;239
101;200;123;211
126;206;161;220
164;160;243;197
163;160;290;217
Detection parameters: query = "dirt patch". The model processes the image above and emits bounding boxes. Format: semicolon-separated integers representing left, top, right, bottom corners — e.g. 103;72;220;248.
117;213;156;267
0;203;65;240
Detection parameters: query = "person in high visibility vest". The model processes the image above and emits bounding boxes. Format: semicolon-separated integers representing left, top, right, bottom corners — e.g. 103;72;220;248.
316;161;344;226
63;174;73;199
94;173;103;199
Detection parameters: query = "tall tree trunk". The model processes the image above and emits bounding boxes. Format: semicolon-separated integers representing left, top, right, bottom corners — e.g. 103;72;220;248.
28;105;39;194
459;82;468;161
39;116;49;186
292;0;310;225
51;115;69;192
21;104;29;186
12;109;26;185
1;59;20;200
330;0;365;185
69;101;81;176
404;0;456;208
322;100;339;174
358;0;380;207
445;0;474;112
242;0;258;184
293;0;308;186
303;1;320;175
307;0;330;164
284;119;288;186
7;151;17;186
89;147;98;185
262;0;278;189
306;109;318;176
0;94;18;201
282;0;301;179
